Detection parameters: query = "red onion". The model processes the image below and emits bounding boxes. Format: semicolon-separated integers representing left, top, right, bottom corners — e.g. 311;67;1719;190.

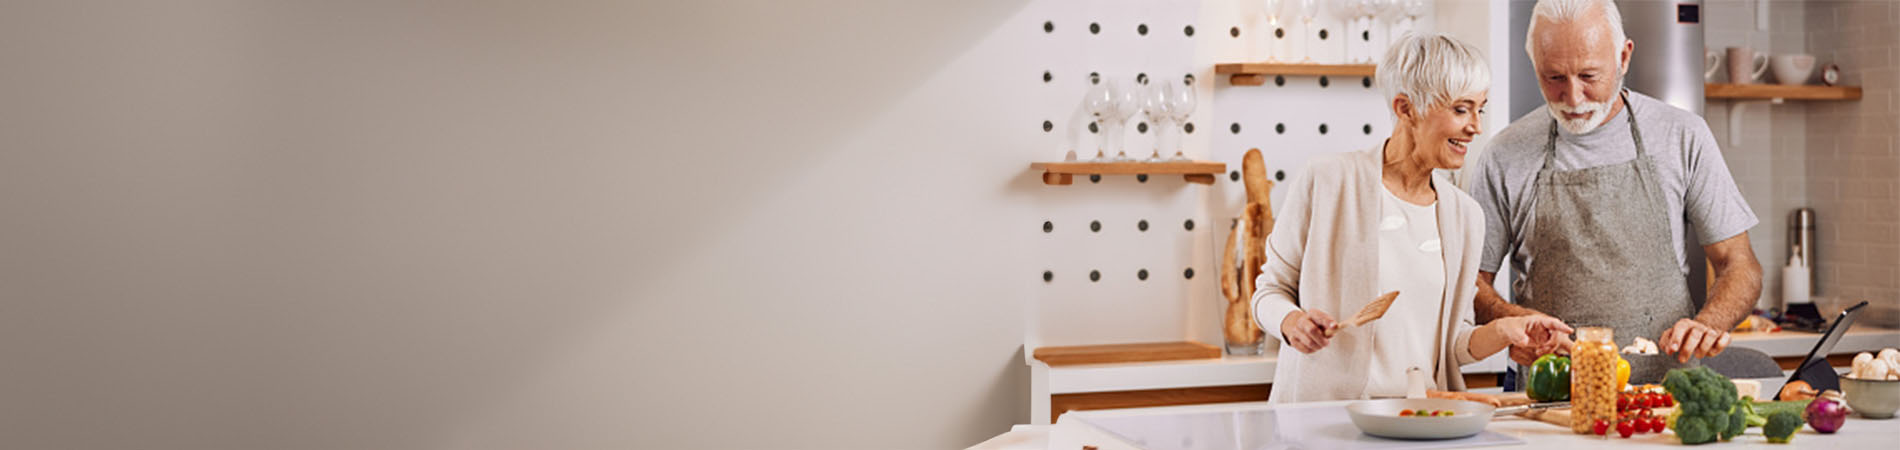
1806;395;1849;434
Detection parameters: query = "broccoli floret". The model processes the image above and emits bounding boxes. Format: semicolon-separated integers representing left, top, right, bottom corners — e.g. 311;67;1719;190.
1764;410;1803;443
1663;367;1743;445
1675;416;1718;445
1738;397;1767;428
1721;406;1746;441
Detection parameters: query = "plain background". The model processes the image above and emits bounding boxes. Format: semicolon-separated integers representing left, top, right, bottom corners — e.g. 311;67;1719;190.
1;1;1035;448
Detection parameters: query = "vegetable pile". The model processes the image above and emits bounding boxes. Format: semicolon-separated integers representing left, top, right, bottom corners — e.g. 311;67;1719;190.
1661;367;1743;444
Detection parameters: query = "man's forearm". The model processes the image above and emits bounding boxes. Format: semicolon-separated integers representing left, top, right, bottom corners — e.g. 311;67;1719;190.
1696;258;1761;331
1475;272;1539;324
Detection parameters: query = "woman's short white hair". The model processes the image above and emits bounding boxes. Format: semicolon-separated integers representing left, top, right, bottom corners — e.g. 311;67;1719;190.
1376;32;1489;116
1524;0;1626;64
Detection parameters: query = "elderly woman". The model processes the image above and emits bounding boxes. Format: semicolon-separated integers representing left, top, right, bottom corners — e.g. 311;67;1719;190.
1251;33;1572;404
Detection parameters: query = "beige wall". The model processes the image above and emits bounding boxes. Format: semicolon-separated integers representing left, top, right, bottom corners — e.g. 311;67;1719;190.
0;1;1033;448
1804;0;1900;325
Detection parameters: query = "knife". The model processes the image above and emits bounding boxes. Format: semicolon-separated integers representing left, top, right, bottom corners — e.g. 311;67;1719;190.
1494;401;1570;416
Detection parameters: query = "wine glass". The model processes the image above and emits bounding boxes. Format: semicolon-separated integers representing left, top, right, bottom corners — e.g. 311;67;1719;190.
1166;77;1197;161
1330;0;1362;63
1396;0;1427;40
1263;0;1285;62
1107;79;1139;162
1141;82;1173;163
1365;0;1397;59
1288;0;1321;63
1083;79;1114;162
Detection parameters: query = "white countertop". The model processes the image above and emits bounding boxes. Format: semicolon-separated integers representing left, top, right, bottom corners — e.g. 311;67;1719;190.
975;391;1900;450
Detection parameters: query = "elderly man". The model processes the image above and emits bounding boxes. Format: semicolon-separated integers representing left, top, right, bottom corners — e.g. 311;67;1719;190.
1468;0;1763;382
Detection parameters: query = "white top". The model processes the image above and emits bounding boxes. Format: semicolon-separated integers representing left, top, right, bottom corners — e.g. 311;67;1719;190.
1364;185;1445;397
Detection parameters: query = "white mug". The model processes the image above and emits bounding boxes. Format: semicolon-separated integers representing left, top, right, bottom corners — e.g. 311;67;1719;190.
1704;48;1723;82
1727;47;1770;84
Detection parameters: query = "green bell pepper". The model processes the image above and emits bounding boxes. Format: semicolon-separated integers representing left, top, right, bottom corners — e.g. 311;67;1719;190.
1527;354;1571;402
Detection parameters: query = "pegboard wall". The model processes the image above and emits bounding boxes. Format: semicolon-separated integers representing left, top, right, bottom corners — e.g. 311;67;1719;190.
1026;0;1435;352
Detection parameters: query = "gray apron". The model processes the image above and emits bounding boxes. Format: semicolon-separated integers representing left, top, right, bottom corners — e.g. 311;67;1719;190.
1516;93;1693;384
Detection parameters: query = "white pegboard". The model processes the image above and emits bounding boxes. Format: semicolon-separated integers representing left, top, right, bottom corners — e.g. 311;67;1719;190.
1027;0;1434;352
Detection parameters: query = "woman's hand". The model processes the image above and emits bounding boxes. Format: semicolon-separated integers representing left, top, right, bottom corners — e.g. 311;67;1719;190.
1281;309;1340;353
1496;315;1575;348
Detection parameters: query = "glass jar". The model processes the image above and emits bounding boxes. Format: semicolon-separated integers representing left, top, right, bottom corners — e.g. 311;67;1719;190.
1570;327;1618;434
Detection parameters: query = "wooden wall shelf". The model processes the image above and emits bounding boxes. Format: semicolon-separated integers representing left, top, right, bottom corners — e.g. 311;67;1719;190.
1030;160;1225;185
1706;83;1861;101
1031;341;1222;367
1214;62;1377;86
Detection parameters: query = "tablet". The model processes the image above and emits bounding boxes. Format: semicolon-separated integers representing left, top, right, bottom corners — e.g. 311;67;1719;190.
1775;300;1870;399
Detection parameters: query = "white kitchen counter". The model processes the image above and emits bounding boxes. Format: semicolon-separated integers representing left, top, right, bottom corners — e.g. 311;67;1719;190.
1024;327;1900;424
976;393;1900;450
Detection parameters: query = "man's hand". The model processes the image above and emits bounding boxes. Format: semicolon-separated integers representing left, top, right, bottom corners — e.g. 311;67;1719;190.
1280;309;1340;353
1659;318;1732;363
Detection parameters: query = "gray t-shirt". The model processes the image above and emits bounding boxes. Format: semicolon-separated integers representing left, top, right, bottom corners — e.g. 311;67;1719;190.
1470;91;1759;276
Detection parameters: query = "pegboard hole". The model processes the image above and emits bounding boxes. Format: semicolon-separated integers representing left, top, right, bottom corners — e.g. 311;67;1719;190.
1090;22;1101;34
1184;219;1196;231
1275;123;1286;134
1318;29;1329;40
1184;268;1196;279
1042;120;1052;132
1137;122;1148;133
1363;124;1373;135
1090;220;1102;232
1363;77;1373;88
1043;271;1053;282
1089;270;1101;282
1043;21;1054;34
1275;170;1286;181
1089;72;1100;84
1230;123;1242;134
1184;25;1195;37
1136;73;1148;85
1089;174;1102;183
1137;24;1148;36
1274;75;1286;86
1275;27;1285;39
1184;122;1195;134
1319;123;1329;135
1362;30;1371;42
1136;174;1149;183
1088;122;1098;134
1229;170;1241;182
1319;76;1330;87
1183;74;1195;86
1137;269;1149;281
1042;221;1053;233
1043;70;1052;83
1230;26;1240;38
1138;220;1149;231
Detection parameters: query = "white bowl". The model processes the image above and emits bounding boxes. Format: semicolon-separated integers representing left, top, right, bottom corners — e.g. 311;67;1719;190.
1841;376;1900;419
1772;54;1815;86
1345;398;1495;440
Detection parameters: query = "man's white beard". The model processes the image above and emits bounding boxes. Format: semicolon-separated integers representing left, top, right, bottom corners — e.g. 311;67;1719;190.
1548;77;1624;135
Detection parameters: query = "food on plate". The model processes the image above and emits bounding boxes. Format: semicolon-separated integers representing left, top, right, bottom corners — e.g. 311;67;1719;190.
1805;391;1848;434
1621;337;1660;354
1398;409;1455;417
1528;354;1571;402
1779;379;1818;401
1764;410;1803;443
1661;367;1739;445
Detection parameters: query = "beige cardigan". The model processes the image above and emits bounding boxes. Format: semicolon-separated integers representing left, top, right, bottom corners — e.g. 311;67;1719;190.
1251;147;1486;404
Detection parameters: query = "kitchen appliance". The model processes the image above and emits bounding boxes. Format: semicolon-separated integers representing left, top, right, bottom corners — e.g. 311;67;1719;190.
1619;1;1707;114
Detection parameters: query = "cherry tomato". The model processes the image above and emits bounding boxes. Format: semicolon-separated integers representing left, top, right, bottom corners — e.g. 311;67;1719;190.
1400;409;1414;417
1636;418;1651;433
1594;419;1610;436
1650;417;1666;433
1617;395;1629;411
1617;420;1634;438
1661;394;1674;407
1635;395;1650;409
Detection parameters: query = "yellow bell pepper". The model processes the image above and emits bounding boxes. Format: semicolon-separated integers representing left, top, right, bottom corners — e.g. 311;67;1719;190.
1615;356;1631;389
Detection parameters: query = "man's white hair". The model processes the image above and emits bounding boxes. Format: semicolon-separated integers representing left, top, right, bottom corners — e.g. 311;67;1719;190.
1524;0;1627;64
1377;32;1490;117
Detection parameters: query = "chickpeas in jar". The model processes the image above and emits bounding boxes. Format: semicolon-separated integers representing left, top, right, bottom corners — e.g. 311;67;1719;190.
1570;327;1618;434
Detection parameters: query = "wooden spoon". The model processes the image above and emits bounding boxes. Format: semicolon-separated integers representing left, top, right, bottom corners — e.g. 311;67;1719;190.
1323;290;1400;337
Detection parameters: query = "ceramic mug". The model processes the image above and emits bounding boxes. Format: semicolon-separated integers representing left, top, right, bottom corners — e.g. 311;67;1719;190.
1727;46;1770;84
1704;48;1723;82
1771;53;1816;86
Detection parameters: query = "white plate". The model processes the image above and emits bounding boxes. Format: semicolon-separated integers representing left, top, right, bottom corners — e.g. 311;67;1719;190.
1345;398;1496;440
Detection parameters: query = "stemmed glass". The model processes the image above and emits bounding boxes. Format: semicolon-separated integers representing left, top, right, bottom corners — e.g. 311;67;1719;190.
1395;0;1427;40
1141;82;1174;163
1365;0;1397;59
1262;0;1284;62
1288;0;1321;63
1330;0;1363;63
1166;77;1197;161
1084;79;1114;162
1107;79;1139;162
